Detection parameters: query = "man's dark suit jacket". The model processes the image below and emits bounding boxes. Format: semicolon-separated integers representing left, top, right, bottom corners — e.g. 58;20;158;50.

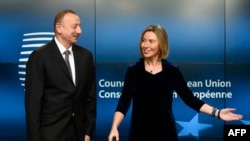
25;39;96;141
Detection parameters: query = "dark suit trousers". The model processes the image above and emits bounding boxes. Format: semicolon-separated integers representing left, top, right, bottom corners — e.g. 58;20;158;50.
66;118;80;141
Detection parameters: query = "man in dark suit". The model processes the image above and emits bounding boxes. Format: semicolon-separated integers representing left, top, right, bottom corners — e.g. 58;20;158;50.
25;9;96;141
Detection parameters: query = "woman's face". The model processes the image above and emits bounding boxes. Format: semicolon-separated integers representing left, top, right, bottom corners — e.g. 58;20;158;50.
140;31;160;59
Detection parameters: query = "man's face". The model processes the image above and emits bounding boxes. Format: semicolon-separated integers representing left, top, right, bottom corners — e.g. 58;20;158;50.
58;13;82;47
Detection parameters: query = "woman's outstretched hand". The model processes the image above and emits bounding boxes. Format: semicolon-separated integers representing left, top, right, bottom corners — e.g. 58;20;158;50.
218;108;243;121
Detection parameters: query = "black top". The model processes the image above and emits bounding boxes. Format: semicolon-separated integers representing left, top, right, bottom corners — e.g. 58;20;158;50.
116;58;205;141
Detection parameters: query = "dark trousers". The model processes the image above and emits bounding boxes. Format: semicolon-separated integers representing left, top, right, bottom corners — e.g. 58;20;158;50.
66;118;80;141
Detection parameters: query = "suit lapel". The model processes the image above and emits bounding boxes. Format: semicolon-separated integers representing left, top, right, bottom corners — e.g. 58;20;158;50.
72;45;82;100
72;45;80;87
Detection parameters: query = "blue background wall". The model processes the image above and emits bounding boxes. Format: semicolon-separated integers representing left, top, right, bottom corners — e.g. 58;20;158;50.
0;0;249;140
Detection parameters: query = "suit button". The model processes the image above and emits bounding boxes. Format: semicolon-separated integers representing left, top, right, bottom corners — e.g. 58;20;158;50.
72;112;75;116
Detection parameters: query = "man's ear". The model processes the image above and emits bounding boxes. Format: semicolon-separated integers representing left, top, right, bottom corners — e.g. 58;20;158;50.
56;23;62;33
